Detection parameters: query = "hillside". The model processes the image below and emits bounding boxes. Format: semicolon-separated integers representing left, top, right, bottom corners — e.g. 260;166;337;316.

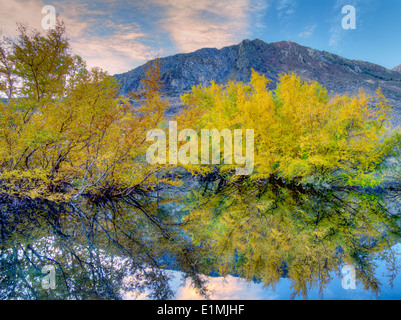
115;39;401;125
393;64;401;73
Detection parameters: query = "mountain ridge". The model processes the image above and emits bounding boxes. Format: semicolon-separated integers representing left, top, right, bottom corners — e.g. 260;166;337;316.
393;64;401;73
114;39;401;125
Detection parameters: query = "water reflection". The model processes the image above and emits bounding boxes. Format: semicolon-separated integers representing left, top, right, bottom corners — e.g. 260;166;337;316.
1;179;401;300
0;194;208;299
182;178;401;299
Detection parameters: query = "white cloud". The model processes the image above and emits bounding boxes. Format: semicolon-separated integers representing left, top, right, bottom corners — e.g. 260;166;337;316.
57;1;158;74
0;0;271;74
249;0;271;30
0;0;157;74
276;0;297;19
328;0;365;50
328;26;342;49
0;0;47;36
70;22;160;75
298;25;317;39
153;0;253;53
328;0;349;49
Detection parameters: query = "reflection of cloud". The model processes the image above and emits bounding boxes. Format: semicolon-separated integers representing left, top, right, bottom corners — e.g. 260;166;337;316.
123;270;282;300
175;275;280;300
153;0;252;53
298;25;317;38
124;244;401;300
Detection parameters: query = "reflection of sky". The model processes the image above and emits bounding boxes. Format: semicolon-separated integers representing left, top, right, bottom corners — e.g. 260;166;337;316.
124;243;401;300
1;0;401;74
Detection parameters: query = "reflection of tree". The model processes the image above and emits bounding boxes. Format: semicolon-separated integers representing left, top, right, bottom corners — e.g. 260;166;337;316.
2;178;401;300
182;177;401;299
0;193;208;300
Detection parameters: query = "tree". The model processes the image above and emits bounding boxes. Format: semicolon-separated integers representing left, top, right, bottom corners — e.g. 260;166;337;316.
0;23;171;201
176;70;393;186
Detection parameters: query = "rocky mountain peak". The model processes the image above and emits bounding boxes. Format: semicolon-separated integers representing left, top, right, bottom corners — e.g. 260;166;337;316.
114;39;401;125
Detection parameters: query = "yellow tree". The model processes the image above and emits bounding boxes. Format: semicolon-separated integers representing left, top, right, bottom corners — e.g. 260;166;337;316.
0;23;171;201
176;70;393;186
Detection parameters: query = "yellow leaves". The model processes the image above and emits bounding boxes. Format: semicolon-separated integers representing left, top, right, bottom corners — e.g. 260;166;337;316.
0;168;50;198
0;22;394;203
270;228;288;243
1;168;48;181
178;70;392;185
0;28;177;201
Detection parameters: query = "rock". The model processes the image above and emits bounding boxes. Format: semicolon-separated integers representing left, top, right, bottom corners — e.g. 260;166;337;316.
114;39;401;126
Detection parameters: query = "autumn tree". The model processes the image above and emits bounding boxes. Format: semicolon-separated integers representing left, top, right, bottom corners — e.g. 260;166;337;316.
0;22;170;201
176;70;393;186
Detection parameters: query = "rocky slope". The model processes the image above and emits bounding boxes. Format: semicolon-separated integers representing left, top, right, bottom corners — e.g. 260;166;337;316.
393;64;401;73
114;39;401;126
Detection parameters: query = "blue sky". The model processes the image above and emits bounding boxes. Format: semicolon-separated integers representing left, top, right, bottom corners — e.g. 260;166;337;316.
1;0;400;74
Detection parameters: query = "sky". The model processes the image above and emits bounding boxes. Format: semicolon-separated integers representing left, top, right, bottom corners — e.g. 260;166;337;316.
0;0;400;75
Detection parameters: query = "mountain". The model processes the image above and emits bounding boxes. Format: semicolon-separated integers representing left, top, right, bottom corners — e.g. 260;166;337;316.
393;64;401;73
114;39;401;125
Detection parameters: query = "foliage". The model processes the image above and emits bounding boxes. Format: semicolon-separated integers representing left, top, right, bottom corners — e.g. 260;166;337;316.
0;21;397;201
176;70;393;186
0;22;171;201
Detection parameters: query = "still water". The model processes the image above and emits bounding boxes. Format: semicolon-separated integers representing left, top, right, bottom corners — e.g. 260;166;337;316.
1;179;401;300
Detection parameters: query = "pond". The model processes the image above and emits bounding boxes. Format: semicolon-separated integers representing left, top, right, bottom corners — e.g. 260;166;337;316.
1;178;401;300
